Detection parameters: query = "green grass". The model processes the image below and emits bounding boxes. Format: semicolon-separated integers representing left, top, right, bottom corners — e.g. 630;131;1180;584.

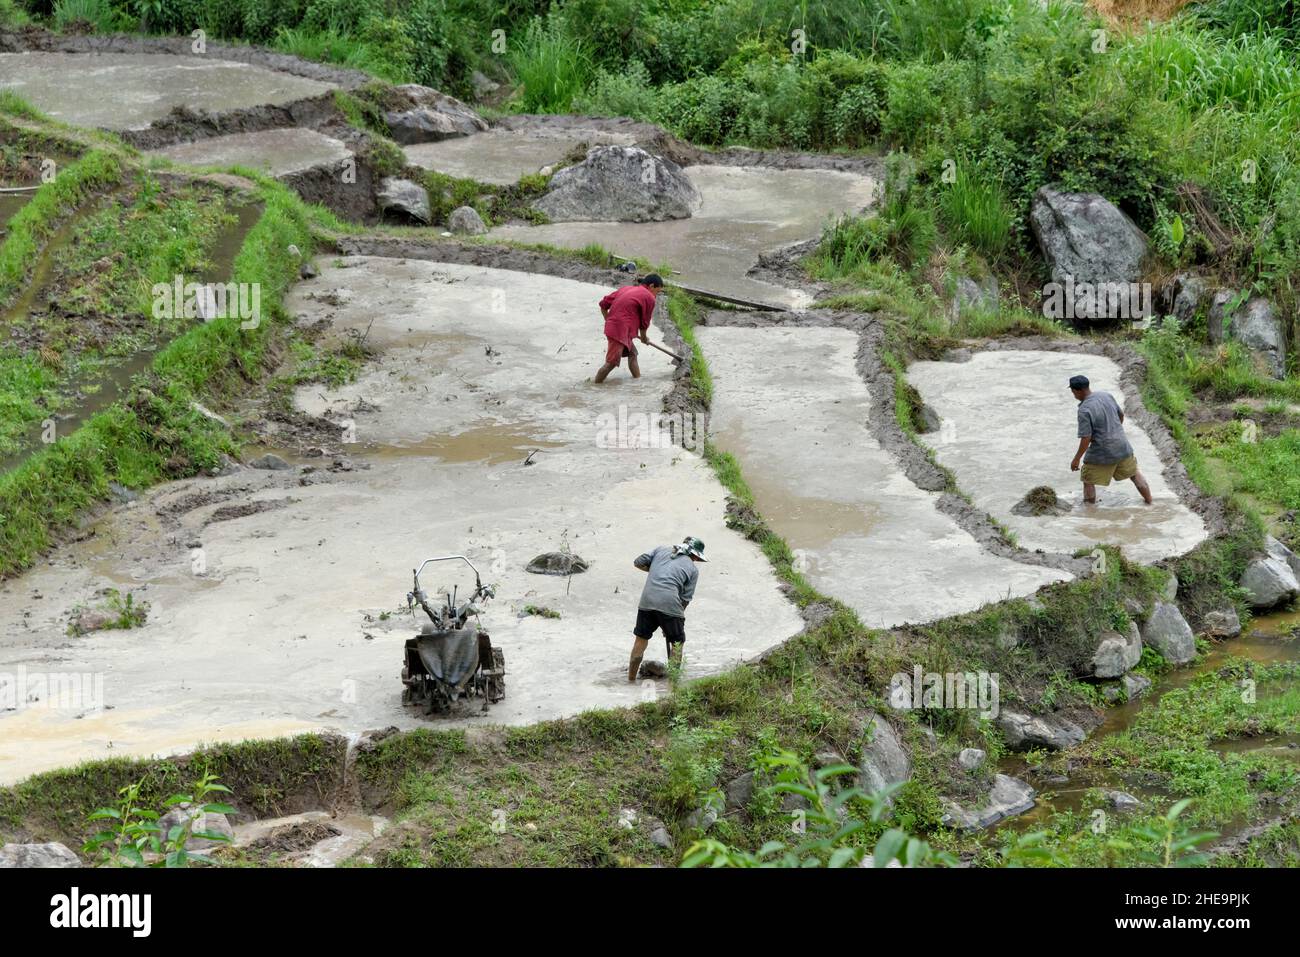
0;149;124;306
508;17;592;114
0;173;318;576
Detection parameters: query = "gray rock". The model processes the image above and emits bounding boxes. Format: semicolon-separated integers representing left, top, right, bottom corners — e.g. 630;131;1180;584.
917;403;942;434
951;274;998;317
382;84;487;144
249;453;291;470
942;775;1036;830
1030;187;1149;293
684;805;718;833
0;842;80;867
1207;289;1237;343
858;714;912;804
997;710;1086;751
815;749;847;770
1230;297;1287;379
1161;573;1179;603
299;260;319;280
377;177;432;225
469;70;500;100
1122;672;1152;701
1201;607;1242;639
1268;535;1300;581
156;805;234;851
534;145;702;223
781;792;809;813
1105;790;1140;811
1092;620;1143;678
107;481;139;504
995;622;1022;650
1140;601;1196;665
1240;541;1300;610
724;771;754;811
649;826;673;850
1160;273;1207;323
447;205;487;235
957;747;986;771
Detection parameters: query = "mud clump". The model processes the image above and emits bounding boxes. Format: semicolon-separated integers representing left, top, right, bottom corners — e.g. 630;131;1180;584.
247;821;341;856
526;552;589;575
1012;485;1071;517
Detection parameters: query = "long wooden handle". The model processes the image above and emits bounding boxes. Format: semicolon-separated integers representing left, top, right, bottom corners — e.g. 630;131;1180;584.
643;339;684;362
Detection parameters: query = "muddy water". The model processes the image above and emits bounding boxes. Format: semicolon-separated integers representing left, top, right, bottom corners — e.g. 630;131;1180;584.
0;191;33;231
0;203;262;472
0;258;804;784
146;128;351;177
997;610;1300;832
908;350;1207;563
491;165;878;309
366;420;565;464
404;127;634;185
0;53;336;131
697;325;1065;627
230;811;390;866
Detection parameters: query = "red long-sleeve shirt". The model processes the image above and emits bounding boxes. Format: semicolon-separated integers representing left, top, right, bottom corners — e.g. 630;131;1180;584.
600;284;657;348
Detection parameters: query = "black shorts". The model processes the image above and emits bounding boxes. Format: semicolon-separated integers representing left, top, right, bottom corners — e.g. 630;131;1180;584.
634;608;685;643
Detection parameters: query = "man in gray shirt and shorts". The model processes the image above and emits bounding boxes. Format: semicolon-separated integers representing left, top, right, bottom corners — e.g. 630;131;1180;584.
1069;374;1153;506
627;536;706;680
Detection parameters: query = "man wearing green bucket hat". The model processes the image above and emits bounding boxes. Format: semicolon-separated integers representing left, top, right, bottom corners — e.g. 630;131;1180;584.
627;536;707;681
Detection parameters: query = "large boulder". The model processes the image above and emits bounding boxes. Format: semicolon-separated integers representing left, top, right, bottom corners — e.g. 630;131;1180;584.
377;177;431;225
942;775;1036;830
997;710;1086;751
533;146;702;223
1210;295;1288;379
1091;620;1142;678
0;842;80;867
382;84;487;144
857;713;911;806
1030;187;1149;291
1240;538;1300;610
1140;601;1196;665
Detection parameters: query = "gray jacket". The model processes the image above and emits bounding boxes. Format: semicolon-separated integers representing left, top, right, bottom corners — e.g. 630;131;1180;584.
634;546;699;618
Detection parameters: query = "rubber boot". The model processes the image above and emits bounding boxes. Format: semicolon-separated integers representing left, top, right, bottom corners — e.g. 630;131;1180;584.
627;655;643;682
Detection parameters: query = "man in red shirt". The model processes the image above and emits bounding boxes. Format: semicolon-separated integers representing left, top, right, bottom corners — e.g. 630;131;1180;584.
594;274;663;384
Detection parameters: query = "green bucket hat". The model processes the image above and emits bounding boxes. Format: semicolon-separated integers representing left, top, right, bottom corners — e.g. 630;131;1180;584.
682;536;707;561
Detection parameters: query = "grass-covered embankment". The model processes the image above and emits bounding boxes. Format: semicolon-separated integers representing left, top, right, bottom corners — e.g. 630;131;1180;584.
0;160;326;576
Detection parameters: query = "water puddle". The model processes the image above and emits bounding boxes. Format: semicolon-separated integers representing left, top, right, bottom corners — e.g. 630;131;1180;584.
0;53;336;131
404;127;634;185
491;165;877;308
365;420;565;464
146;128;351;178
230;810;390;867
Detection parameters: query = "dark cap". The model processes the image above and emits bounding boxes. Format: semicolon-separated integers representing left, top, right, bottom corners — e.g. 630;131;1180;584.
1069;375;1090;391
641;273;664;288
